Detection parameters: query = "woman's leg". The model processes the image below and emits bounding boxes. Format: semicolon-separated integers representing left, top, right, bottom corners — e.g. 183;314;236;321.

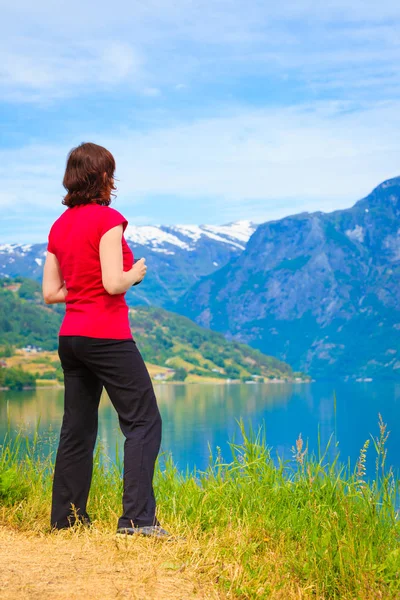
51;336;103;529
75;337;162;529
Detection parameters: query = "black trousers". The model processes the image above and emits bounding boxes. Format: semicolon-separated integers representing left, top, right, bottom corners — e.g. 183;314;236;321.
51;336;162;530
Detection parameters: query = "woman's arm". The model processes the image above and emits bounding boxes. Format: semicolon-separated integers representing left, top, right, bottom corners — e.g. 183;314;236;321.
42;252;68;304
99;224;147;295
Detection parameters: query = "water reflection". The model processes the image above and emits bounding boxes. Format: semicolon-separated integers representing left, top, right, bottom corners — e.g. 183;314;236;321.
1;382;399;478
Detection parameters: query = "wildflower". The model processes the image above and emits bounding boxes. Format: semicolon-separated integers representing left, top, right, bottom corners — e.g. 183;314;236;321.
292;433;307;466
356;439;369;489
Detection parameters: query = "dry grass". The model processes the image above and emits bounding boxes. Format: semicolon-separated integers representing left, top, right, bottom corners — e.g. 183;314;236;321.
0;524;326;600
4;349;178;385
0;526;219;600
5;350;58;375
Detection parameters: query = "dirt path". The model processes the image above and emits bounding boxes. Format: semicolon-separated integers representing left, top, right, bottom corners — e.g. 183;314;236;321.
0;527;219;600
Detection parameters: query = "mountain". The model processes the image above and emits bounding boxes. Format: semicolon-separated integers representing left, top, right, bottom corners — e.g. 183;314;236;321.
175;177;400;380
0;220;257;307
0;277;305;383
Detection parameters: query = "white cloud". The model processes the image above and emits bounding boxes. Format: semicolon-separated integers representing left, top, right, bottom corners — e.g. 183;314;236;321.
2;1;400;235
0;39;142;101
107;101;400;207
2;1;400;101
1;100;399;223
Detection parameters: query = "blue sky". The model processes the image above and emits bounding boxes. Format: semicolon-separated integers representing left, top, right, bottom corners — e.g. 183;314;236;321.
1;0;400;242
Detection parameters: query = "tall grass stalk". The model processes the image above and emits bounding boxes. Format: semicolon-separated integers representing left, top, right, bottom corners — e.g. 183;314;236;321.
0;419;399;599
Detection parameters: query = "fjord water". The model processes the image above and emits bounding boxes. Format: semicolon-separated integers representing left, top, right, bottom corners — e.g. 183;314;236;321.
1;381;399;479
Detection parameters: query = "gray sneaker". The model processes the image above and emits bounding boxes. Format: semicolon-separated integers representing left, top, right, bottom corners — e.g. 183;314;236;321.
116;525;172;539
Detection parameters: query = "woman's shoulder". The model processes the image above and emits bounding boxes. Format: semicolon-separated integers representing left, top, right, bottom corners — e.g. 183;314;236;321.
99;204;126;218
48;207;70;232
97;204;128;234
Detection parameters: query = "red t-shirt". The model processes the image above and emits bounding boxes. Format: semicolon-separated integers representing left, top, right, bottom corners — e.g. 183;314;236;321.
47;203;134;339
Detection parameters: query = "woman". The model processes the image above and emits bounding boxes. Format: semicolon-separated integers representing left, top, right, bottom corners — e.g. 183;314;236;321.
43;142;167;537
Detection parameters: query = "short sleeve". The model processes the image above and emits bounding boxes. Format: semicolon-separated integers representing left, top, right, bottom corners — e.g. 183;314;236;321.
47;225;56;254
99;207;128;238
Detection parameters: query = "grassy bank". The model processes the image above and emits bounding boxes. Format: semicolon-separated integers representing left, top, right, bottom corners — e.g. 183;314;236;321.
0;420;399;599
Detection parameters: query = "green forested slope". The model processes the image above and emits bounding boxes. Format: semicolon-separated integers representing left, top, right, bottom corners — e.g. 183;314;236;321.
0;279;62;350
130;306;303;381
0;278;306;381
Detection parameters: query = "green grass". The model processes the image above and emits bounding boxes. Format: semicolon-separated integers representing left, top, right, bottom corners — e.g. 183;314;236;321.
1;419;399;599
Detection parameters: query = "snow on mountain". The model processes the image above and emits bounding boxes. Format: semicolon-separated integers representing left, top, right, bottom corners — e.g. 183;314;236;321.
0;221;256;261
0;221;258;307
0;244;33;254
200;221;256;244
124;226;192;252
124;220;256;254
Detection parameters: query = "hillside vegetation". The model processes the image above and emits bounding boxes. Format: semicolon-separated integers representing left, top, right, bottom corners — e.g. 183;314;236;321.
0;278;306;383
0;278;61;351
130;306;302;381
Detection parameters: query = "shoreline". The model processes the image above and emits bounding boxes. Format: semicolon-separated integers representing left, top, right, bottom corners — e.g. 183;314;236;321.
0;378;312;392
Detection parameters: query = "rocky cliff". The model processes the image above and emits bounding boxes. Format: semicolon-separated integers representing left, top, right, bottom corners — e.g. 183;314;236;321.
175;177;400;379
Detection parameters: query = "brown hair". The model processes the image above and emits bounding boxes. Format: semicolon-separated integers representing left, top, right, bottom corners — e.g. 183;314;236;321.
62;142;117;207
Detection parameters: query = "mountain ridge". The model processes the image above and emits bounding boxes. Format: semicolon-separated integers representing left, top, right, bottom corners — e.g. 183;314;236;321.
2;177;400;379
174;176;400;379
0;220;258;307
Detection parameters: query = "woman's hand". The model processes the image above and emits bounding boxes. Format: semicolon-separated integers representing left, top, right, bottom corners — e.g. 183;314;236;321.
130;258;147;284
